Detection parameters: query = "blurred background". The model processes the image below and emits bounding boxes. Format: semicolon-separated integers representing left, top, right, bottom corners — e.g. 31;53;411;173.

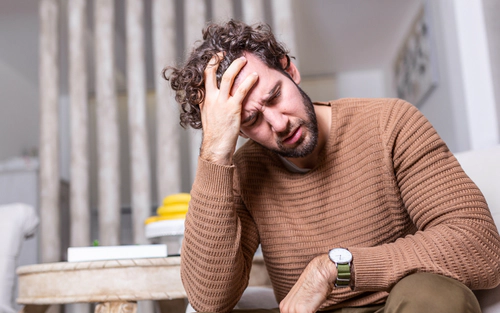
0;0;499;296
0;0;499;312
1;0;499;201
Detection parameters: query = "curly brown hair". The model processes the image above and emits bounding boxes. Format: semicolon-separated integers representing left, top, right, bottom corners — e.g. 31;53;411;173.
163;19;291;129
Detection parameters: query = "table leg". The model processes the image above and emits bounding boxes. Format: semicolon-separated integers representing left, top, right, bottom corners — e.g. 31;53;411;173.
95;301;137;313
19;305;50;313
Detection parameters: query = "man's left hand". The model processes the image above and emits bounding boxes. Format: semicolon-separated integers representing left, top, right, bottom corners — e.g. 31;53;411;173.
279;254;337;313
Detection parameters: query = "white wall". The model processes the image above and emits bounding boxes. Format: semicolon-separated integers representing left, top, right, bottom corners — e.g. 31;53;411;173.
300;75;337;102
413;0;470;153
482;0;500;143
377;0;468;153
453;0;498;150
417;0;498;153
0;60;39;161
0;2;39;162
336;70;385;99
382;0;500;154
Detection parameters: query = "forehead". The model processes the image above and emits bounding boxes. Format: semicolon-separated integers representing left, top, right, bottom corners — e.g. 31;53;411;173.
231;53;276;95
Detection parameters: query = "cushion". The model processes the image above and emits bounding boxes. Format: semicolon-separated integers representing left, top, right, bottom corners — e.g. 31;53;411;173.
455;145;500;313
0;203;39;313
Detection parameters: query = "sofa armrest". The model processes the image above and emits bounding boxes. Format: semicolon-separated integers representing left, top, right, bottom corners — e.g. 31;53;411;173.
0;203;39;313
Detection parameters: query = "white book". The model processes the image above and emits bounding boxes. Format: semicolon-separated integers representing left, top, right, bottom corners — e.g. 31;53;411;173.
67;244;167;262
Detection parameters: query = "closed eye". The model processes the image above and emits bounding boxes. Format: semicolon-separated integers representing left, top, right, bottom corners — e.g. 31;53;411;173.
265;88;281;106
242;82;281;128
242;112;259;127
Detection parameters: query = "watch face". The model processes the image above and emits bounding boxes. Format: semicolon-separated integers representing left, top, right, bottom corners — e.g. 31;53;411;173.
329;248;352;264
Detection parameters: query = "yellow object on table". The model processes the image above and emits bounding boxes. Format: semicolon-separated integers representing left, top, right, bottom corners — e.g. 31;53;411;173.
145;193;190;256
145;193;190;224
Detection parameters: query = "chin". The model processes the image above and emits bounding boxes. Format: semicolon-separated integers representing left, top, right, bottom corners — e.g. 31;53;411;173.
274;136;318;159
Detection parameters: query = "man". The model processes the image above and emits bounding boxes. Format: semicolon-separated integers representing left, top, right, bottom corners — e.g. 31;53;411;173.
165;20;500;313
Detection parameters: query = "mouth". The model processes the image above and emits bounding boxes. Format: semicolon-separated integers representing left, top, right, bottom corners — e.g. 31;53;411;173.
282;126;302;145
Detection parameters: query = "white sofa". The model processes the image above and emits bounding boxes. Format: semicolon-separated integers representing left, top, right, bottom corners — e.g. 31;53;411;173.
0;203;39;313
455;145;500;313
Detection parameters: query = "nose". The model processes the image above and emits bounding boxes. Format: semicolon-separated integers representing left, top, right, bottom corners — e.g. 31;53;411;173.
263;108;288;133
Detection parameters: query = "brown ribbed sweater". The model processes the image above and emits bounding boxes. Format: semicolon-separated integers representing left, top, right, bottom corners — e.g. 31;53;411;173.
181;98;500;312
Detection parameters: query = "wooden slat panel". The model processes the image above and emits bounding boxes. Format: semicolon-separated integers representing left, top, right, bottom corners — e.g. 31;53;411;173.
126;0;152;245
94;0;120;246
184;0;206;186
68;3;91;312
271;0;298;66
152;0;182;202
212;0;233;22
39;0;60;264
242;0;265;24
68;0;90;248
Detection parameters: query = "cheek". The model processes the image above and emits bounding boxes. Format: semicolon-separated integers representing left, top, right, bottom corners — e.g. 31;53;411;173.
242;125;274;144
276;90;300;116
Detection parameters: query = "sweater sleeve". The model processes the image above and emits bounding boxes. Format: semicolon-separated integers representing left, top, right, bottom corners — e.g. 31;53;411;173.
180;157;260;313
349;99;500;291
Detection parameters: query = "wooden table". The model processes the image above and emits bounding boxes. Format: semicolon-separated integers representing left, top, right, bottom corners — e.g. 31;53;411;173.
17;256;270;313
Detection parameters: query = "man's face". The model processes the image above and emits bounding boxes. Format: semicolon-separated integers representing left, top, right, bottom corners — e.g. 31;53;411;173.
232;53;318;158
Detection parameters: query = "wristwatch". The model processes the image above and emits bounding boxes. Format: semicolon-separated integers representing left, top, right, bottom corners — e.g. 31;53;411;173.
328;248;352;288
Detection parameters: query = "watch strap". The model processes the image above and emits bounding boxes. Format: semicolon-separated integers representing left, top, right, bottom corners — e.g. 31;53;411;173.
335;263;351;287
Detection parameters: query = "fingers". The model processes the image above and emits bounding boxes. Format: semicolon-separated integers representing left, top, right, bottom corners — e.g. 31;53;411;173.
203;53;257;109
232;72;258;104
203;53;250;104
218;56;248;96
204;52;224;91
204;52;247;93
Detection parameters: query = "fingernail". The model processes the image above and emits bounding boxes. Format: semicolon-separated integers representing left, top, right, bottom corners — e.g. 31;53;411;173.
240;56;246;61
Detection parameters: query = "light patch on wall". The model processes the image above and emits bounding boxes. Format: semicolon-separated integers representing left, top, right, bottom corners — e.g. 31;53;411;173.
300;75;337;103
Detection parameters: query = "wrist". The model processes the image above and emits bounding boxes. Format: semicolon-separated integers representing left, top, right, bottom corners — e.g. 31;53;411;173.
200;143;234;166
200;149;233;165
200;135;236;166
350;261;355;289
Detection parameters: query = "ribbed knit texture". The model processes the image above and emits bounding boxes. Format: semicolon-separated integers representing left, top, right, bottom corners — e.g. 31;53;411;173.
181;98;500;312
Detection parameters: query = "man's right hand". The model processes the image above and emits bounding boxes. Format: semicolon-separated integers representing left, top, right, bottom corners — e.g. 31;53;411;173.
199;53;259;165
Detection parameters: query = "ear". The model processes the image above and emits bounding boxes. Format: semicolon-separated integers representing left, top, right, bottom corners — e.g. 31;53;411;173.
280;56;301;84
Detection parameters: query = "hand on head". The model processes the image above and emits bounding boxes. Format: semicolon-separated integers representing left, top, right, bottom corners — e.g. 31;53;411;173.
199;52;258;165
